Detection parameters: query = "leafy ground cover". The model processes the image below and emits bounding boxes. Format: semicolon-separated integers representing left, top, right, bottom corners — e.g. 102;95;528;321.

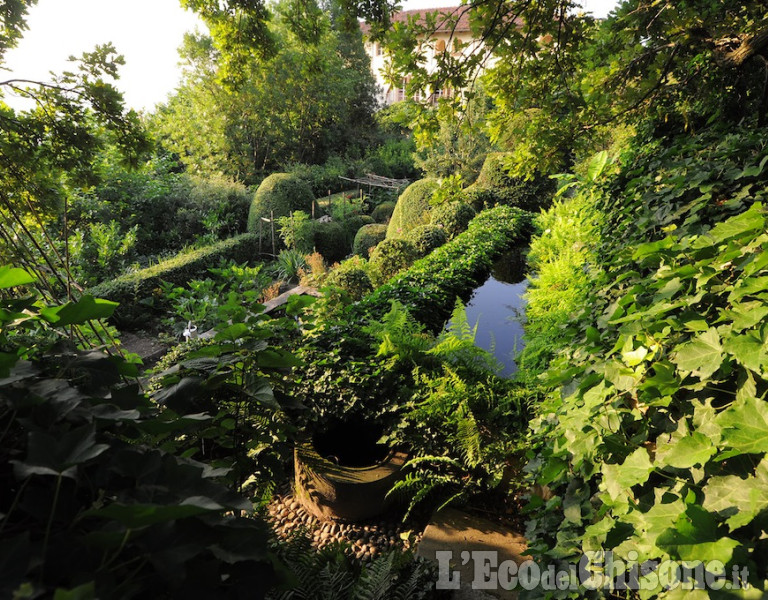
521;125;768;597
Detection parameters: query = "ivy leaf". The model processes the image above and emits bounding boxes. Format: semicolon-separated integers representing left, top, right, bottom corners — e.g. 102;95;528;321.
656;431;716;470
672;328;723;379
696;204;764;244
656;505;739;563
724;332;764;374
601;447;654;501
716;396;768;455
702;459;768;531
724;301;768;332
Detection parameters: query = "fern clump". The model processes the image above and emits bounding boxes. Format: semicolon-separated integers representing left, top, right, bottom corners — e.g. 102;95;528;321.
268;534;437;600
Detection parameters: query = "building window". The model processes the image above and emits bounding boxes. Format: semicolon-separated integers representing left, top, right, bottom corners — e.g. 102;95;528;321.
435;39;446;53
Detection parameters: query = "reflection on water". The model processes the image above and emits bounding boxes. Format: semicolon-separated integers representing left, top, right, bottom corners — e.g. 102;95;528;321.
448;248;528;377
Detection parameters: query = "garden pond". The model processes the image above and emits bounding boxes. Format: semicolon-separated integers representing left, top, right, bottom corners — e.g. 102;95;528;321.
447;248;528;376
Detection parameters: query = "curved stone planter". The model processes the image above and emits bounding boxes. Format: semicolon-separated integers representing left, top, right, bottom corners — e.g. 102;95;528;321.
294;442;407;522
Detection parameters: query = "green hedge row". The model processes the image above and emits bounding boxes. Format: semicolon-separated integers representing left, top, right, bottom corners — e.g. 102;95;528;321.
352;205;534;331
90;234;260;327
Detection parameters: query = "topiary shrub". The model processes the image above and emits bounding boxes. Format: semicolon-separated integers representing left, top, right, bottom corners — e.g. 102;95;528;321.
324;256;374;301
371;201;396;223
247;173;315;233
386;179;438;239
352;223;387;258
430;201;476;239
340;214;375;249
464;153;555;212
368;238;418;286
313;221;348;264
405;224;447;257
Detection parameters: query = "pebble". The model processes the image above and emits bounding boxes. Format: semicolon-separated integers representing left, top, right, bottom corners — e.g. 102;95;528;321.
265;492;422;562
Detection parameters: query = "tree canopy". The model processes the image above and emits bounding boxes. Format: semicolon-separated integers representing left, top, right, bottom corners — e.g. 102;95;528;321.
154;0;379;183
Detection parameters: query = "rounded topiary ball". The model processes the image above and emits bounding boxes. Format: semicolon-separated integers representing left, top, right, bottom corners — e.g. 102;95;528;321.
371;201;396;223
352;223;387;259
404;224;447;257
386;179;438;239
430;201;476;239
324;256;373;301
368;238;418;286
247;173;315;233
313;221;348;264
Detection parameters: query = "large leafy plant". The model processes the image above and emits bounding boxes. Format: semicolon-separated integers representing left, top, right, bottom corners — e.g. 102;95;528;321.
524;127;768;597
0;266;276;598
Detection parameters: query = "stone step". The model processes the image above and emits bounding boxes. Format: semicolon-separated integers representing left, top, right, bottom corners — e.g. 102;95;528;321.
416;507;528;600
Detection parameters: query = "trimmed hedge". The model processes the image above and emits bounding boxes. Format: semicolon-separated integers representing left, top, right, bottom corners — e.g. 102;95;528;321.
430;201;476;239
352;223;387;258
355;206;534;331
247;173;315;233
404;224;447;257
89;234;260;327
386;179;438;239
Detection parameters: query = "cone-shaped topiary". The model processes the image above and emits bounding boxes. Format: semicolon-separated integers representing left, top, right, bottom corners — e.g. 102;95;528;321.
386;179;438;239
353;223;387;258
247;173;315;233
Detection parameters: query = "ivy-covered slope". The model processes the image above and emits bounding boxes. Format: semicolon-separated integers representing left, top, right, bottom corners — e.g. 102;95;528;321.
524;126;768;597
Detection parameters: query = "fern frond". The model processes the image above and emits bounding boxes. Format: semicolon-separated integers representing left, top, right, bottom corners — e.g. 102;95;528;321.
456;405;482;468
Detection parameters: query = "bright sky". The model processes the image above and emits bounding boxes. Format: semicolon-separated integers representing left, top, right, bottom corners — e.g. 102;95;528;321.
2;0;620;113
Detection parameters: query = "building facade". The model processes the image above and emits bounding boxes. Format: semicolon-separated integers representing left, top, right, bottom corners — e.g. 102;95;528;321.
361;6;491;105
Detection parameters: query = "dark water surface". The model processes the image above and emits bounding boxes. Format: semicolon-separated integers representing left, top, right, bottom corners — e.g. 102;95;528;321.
448;249;528;377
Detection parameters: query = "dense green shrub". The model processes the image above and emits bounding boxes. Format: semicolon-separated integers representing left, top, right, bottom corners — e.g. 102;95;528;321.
360;137;419;179
89;234;260;327
247;173;315;233
313;221;348;264
386;179;438;239
324;256;373;301
68;157;252;269
277;211;316;254
404;224;447;257
371;201;396;223
368;238;418;286
352;223;387;258
0;274;278;598
176;175;252;240
357;206;534;330
464;153;555;212
290;156;350;196
339;214;371;249
429;201;476;240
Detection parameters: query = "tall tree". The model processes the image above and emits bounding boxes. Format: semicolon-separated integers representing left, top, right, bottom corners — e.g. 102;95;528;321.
0;0;148;293
154;0;379;183
375;0;768;175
